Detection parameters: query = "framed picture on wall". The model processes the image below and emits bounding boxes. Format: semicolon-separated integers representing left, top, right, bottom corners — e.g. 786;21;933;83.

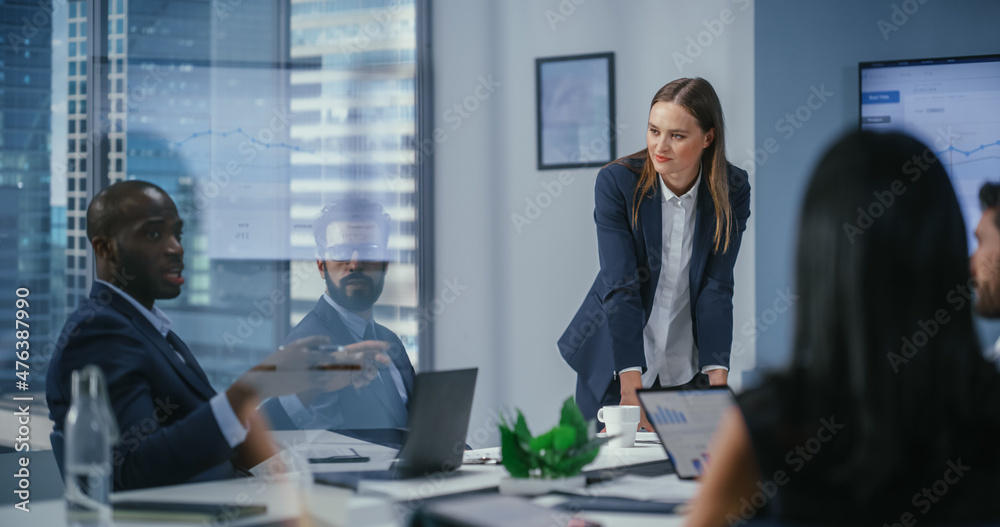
536;52;616;170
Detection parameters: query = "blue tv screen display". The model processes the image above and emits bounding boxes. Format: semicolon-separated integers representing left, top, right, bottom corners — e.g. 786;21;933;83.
860;55;1000;252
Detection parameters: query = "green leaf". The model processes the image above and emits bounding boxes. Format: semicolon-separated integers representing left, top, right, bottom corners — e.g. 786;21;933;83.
513;411;532;443
530;430;553;453
499;424;530;478
559;397;589;447
552;425;577;451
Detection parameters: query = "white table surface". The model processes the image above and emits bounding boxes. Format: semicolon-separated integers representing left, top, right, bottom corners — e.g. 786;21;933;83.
1;430;691;527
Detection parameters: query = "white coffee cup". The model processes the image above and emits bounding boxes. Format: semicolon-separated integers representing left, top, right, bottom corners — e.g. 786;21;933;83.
598;405;641;448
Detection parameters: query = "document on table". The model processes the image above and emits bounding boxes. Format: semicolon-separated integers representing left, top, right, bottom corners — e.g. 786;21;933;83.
597;431;661;444
568;474;698;503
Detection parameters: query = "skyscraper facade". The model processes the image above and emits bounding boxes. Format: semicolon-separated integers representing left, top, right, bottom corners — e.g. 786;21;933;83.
288;0;420;363
1;0;55;393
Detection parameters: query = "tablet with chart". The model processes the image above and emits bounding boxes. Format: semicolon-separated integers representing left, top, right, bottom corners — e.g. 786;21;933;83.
860;55;1000;252
636;387;735;479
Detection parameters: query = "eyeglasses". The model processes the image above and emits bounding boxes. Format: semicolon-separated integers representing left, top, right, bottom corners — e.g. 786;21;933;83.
323;243;386;262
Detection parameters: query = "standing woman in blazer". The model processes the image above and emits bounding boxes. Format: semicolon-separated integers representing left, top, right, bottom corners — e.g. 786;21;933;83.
558;78;750;430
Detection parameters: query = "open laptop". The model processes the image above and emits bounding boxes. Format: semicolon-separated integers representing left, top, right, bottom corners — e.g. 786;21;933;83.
313;368;478;488
636;386;736;479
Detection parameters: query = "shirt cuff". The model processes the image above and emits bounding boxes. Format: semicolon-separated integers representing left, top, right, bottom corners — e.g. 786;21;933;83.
701;365;729;373
618;366;643;375
210;392;249;448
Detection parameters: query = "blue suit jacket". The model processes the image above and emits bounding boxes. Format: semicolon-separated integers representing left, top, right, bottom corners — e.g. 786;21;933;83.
45;282;238;490
558;159;751;418
259;297;416;430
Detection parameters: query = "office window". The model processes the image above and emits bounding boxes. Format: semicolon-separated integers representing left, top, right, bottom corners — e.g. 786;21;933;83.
7;0;430;400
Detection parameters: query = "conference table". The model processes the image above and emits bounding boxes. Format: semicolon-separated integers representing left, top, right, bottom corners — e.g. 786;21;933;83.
2;430;694;526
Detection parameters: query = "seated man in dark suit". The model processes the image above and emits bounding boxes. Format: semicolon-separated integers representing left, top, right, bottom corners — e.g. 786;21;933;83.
260;198;415;432
46;181;388;490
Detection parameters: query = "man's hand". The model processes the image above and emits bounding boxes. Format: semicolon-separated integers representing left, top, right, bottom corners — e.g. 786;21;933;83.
237;336;392;400
706;369;728;386
617;370;654;433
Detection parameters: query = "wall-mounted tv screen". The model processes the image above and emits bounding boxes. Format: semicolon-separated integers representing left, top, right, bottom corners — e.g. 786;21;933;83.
860;54;1000;252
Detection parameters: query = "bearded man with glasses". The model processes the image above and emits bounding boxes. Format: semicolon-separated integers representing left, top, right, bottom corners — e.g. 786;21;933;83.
260;198;415;436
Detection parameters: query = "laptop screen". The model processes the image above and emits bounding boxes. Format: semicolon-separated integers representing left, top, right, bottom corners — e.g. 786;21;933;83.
636;387;735;479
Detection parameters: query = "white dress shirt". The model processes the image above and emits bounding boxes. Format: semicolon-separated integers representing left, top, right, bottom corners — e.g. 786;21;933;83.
619;167;727;387
95;280;248;448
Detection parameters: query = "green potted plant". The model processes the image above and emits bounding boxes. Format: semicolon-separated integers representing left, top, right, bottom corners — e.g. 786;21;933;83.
497;397;610;495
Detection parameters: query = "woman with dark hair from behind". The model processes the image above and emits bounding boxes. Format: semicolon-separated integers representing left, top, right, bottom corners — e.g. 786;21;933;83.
686;130;1000;526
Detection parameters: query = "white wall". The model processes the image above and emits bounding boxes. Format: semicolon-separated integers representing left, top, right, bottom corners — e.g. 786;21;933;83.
432;0;755;447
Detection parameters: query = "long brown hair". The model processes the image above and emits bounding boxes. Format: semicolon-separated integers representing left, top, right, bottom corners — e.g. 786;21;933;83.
615;77;733;253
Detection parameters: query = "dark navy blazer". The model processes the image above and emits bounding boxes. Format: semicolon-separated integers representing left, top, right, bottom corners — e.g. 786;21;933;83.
46;282;238;490
259;297;415;430
558;159;751;419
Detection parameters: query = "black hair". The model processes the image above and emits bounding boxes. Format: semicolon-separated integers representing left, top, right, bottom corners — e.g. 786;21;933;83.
787;130;990;501
86;180;168;241
979;181;1000;232
312;197;391;251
